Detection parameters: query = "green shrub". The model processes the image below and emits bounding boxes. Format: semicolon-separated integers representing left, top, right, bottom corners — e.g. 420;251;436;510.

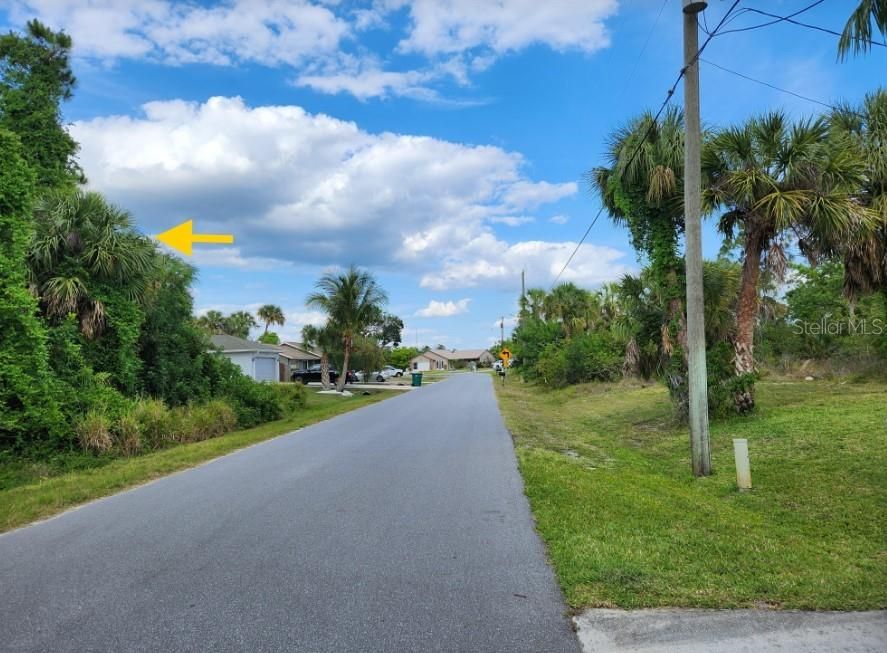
274;382;307;416
113;413;142;456
563;333;623;384
181;400;237;442
535;343;568;387
76;411;113;454
131;398;177;449
204;355;283;427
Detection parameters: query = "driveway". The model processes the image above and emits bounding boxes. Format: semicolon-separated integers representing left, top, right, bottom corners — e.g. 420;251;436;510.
0;374;578;652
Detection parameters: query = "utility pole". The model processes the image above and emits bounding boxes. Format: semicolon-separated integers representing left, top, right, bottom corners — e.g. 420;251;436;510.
500;317;505;347
682;0;711;476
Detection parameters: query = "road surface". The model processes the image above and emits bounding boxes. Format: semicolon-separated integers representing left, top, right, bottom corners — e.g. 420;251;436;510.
0;374;579;652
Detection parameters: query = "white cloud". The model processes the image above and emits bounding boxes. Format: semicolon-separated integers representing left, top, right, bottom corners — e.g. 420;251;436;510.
489;216;535;227
7;0;619;102
73;96;582;280
8;0;349;65
390;0;617;57
419;235;632;291
548;214;569;225
415;298;471;317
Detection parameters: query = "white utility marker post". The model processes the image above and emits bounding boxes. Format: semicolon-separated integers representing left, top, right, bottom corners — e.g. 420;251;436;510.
682;0;712;476
733;438;752;490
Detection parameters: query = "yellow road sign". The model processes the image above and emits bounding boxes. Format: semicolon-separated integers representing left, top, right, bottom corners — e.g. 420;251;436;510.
499;347;512;362
155;220;234;256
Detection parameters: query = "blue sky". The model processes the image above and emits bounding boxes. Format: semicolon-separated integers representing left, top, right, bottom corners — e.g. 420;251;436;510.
2;1;883;348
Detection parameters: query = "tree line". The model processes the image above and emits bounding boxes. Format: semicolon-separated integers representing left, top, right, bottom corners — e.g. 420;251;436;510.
0;21;311;457
512;89;886;416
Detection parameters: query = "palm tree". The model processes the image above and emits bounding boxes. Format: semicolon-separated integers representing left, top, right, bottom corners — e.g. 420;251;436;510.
543;282;589;338
257;304;285;334
829;90;887;313
838;1;887;61
521;288;547;320
301;323;337;390
307;266;388;391
223;311;257;339
703;112;873;411
196;310;226;335
28;189;155;338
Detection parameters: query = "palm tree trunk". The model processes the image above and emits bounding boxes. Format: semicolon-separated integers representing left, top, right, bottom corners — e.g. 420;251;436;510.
337;340;351;392
623;337;641;378
320;353;331;390
733;230;763;413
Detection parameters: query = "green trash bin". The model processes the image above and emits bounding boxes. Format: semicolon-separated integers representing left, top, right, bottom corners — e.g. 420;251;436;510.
411;372;423;387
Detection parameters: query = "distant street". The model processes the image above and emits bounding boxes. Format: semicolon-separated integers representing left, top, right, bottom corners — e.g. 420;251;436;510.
0;374;578;652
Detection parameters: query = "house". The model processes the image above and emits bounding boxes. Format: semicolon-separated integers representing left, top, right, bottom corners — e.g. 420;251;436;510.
409;348;495;371
409;349;451;372
278;341;322;373
209;334;286;382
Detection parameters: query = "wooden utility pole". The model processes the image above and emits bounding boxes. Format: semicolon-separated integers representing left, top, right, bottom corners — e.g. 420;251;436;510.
682;0;712;476
500;316;505;347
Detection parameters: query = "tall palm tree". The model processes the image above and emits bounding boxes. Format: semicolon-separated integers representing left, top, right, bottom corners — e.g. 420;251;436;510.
521;288;547;320
307;266;388;391
257;304;285;334
591;108;687;355
543;282;589;338
28;189;155;338
829;90;887;313
838;0;887;61
196;310;226;335
301;323;338;390
703;112;873;411
223;311;257;339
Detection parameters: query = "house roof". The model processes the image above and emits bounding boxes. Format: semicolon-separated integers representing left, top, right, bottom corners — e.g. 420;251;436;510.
209;334;281;355
434;349;492;360
279;341;322;361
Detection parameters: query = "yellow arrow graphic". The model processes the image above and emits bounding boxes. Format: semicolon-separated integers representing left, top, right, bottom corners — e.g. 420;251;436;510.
155;220;234;256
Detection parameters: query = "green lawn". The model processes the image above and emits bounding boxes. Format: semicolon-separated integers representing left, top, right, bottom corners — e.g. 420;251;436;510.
495;379;887;610
0;391;390;533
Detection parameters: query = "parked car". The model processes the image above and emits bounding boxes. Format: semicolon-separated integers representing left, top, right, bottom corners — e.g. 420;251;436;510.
384;365;404;377
291;365;350;384
493;360;503;372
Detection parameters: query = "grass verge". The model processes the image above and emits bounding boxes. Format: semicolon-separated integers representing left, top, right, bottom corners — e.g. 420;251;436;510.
0;391;390;533
495;379;887;610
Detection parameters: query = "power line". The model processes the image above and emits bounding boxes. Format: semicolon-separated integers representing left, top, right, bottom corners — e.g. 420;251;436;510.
551;0;742;288
701;58;866;116
715;0;825;35
738;7;886;48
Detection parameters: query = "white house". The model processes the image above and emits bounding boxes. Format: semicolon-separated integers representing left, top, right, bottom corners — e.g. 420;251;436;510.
409;349;496;371
209;334;284;382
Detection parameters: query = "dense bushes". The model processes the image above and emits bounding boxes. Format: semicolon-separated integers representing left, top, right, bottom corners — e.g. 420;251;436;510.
73;384;306;457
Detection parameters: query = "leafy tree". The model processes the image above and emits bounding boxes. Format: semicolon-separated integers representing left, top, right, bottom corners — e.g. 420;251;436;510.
388;346;419;370
138;255;218;405
0;20;82;188
0;128;62;448
257;331;280;345
838;0;887;60
307;266;388;392
703;112;872;411
257;304;285;334
372;312;404;347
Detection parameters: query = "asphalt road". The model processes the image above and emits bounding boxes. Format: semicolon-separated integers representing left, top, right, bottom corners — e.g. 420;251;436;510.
0;374;579;652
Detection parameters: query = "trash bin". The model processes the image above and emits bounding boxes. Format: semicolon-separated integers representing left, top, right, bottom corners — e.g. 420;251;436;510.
411;372;423;387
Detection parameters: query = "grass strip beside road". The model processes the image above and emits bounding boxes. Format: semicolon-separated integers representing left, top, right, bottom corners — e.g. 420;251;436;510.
495;379;887;610
0;392;390;534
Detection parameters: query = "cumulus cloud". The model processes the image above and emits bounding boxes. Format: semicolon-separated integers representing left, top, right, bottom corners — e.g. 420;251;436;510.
7;0;349;65
548;214;569;225
7;0;618;101
415;298;471;317
419;234;632;291
390;0;617;57
72;96;588;283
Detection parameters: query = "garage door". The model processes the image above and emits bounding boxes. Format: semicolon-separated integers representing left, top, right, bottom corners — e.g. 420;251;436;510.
253;357;278;382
